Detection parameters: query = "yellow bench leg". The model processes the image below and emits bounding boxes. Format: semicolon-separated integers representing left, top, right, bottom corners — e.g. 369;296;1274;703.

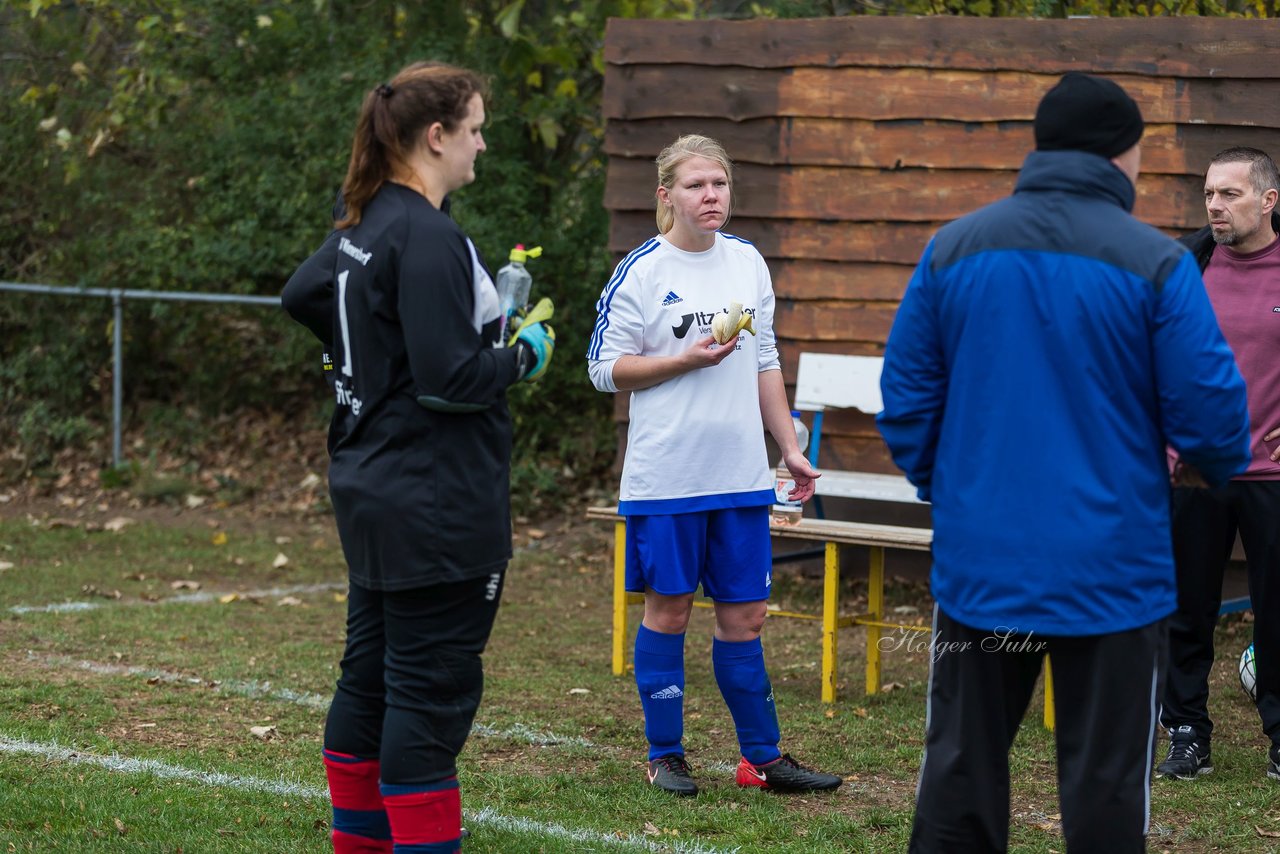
1043;655;1056;732
866;546;885;695
612;519;627;676
822;541;840;704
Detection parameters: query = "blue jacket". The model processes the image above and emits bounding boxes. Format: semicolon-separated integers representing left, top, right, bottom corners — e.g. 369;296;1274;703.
877;150;1251;636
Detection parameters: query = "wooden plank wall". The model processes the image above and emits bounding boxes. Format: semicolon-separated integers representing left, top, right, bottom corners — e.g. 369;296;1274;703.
601;16;1280;474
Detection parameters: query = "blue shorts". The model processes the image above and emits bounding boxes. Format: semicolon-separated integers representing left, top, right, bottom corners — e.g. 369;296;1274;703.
624;506;772;603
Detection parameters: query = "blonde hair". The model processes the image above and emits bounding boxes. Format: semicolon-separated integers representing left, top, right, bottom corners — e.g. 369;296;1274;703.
654;134;734;234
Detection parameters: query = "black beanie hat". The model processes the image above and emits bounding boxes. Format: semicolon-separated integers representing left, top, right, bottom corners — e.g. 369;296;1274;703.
1034;72;1144;159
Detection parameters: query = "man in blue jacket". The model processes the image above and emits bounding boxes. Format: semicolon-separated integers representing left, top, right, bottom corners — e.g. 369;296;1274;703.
878;73;1251;854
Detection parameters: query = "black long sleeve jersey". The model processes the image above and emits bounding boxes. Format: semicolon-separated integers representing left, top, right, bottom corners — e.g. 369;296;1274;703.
282;183;524;590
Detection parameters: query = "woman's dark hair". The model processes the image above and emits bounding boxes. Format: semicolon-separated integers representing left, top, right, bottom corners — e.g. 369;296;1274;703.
336;61;488;228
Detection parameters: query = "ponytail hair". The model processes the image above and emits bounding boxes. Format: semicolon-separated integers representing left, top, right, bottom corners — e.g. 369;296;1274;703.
336;61;487;229
654;134;734;234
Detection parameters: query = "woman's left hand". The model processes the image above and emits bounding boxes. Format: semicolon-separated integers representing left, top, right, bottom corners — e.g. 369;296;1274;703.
782;450;821;502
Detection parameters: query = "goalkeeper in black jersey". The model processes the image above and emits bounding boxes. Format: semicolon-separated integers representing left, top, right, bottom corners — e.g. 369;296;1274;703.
282;61;554;854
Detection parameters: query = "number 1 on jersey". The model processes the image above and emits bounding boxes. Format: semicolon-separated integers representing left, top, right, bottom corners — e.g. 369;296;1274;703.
337;269;354;378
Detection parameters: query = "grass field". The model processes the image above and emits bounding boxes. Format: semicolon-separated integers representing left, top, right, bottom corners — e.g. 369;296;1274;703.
1;500;1278;852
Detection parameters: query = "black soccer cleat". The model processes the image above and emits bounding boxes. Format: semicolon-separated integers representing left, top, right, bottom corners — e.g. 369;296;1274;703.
736;753;842;792
647;753;698;797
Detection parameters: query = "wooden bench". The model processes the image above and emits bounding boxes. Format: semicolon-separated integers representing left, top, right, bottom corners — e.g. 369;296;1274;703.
586;506;932;704
788;352;1056;727
587;506;1060;729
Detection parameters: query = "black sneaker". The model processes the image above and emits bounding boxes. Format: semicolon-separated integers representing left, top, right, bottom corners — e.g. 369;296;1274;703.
647;753;698;796
1155;726;1212;780
1268;745;1280;782
736;753;842;792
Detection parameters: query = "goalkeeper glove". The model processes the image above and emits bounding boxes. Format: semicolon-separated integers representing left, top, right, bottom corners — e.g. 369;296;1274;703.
513;322;555;382
507;296;555;382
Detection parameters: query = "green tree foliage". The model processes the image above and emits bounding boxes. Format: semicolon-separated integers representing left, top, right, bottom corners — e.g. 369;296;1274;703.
0;0;1262;488
0;0;691;496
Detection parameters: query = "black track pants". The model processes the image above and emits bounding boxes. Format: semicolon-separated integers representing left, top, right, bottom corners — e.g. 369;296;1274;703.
1162;481;1280;746
910;606;1165;854
323;572;505;784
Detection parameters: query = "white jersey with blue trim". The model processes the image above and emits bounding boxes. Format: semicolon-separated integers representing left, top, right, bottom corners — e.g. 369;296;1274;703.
587;232;780;514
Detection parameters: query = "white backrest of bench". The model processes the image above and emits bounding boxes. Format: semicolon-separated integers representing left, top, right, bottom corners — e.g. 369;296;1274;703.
793;353;884;414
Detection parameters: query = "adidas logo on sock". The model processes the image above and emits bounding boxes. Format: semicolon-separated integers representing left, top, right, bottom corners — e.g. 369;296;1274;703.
660;291;683;306
650;684;683;700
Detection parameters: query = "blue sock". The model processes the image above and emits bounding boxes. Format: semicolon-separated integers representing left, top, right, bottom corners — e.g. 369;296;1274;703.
713;636;781;765
635;625;686;761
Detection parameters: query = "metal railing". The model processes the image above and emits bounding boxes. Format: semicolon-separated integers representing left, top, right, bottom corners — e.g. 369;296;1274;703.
1;281;281;468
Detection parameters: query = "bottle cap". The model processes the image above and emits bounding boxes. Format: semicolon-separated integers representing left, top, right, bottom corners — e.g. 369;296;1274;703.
509;244;544;263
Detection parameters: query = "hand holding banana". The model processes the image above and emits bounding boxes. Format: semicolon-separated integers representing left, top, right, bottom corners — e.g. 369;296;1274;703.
710;301;755;345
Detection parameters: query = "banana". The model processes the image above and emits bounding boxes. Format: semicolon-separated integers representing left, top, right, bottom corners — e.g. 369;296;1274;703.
710;301;756;345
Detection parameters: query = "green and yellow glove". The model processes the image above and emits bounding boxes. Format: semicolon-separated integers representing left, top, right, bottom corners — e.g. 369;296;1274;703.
508;297;555;382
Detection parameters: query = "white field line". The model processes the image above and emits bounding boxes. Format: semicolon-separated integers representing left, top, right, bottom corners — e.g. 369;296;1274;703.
27;653;332;711
9;582;346;614
0;736;737;854
17;585;711;761
26;653;596;749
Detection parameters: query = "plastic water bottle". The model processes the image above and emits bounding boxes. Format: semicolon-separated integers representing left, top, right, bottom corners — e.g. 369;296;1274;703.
495;244;542;341
772;410;810;526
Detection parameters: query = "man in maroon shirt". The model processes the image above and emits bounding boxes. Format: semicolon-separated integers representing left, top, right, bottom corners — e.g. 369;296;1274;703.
1158;147;1280;782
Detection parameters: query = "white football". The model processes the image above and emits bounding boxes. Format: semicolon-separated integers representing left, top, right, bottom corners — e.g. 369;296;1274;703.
1240;642;1257;702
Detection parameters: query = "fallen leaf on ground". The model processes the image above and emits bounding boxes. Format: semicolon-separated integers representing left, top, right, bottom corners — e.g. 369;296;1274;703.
527;528;547;539
1257;827;1280;839
0;561;13;571
277;596;302;607
103;517;134;533
114;817;126;835
249;725;277;740
184;494;207;509
170;580;201;590
272;553;289;569
881;681;906;693
211;531;228;546
219;593;240;604
567;688;591;695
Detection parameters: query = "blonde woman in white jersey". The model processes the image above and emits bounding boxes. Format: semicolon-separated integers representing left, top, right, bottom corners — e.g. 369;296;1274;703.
586;134;841;797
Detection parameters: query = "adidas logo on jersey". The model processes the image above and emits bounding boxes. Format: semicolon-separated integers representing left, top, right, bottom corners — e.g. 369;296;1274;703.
649;684;683;700
661;290;683;306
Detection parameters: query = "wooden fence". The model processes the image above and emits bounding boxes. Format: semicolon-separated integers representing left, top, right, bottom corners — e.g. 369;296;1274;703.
601;16;1280;473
